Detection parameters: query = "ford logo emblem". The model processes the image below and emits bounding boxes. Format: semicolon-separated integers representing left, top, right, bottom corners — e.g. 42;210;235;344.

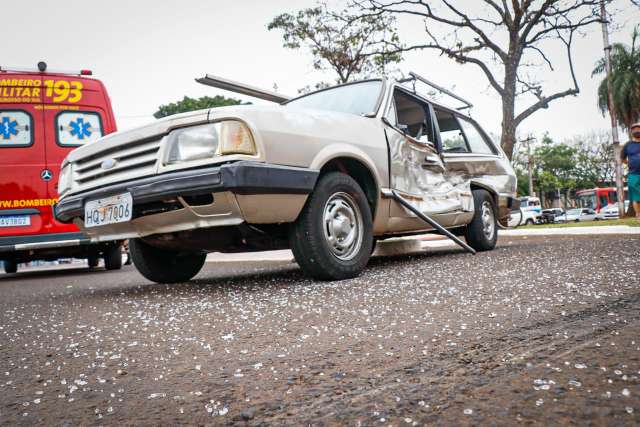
101;158;117;170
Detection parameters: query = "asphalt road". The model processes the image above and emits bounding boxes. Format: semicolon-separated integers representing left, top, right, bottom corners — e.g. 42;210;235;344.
0;235;639;426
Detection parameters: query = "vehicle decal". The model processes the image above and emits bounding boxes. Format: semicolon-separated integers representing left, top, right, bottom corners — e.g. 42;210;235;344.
69;118;92;140
0;111;32;146
0;116;19;139
0;198;58;208
57;111;103;146
0;78;83;104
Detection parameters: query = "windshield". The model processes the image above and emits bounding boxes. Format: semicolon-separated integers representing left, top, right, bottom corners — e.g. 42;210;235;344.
285;80;383;116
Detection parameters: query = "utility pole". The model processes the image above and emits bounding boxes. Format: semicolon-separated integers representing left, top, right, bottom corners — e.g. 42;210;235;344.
600;0;627;217
522;135;536;197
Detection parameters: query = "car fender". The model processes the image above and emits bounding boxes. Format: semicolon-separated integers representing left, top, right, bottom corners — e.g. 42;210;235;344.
309;143;385;190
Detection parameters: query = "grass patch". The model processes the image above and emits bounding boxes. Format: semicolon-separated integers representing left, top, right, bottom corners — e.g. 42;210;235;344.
519;217;640;229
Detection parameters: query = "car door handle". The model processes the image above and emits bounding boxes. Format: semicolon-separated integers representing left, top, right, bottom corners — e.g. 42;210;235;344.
422;154;445;171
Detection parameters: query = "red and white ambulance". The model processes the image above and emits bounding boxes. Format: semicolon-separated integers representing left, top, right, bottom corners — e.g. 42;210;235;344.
0;62;122;274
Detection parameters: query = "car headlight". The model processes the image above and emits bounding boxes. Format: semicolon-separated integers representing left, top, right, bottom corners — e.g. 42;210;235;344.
165;120;256;165
57;163;72;195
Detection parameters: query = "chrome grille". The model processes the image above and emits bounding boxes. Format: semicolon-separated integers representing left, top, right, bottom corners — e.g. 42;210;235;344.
72;138;162;190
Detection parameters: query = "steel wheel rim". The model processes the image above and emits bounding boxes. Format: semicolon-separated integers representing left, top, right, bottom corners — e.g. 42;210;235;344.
481;201;495;240
323;192;364;261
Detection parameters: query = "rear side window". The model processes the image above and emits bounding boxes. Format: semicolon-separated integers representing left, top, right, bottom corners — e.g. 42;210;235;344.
459;118;496;155
0;110;33;147
56;111;103;146
435;110;467;153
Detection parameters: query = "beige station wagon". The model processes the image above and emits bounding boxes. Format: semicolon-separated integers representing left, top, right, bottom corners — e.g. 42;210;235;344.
55;73;518;283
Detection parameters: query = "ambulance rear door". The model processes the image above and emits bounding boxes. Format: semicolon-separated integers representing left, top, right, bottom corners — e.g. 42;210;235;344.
42;75;108;232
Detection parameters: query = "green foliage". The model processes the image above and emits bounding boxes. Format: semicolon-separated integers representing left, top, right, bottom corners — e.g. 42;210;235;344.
533;134;578;196
593;26;640;131
154;96;246;119
513;131;615;199
268;4;403;84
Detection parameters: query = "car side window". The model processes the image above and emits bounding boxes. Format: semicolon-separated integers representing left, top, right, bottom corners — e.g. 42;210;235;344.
458;118;496;155
0;110;33;147
434;109;468;153
56;111;103;147
392;90;434;144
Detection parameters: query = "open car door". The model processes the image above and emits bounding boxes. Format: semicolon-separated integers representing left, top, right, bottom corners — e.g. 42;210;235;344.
384;87;473;230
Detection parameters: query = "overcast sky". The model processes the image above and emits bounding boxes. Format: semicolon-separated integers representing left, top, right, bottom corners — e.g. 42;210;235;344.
4;0;639;144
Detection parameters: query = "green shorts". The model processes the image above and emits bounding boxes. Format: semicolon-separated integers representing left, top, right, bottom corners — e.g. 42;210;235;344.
630;173;640;202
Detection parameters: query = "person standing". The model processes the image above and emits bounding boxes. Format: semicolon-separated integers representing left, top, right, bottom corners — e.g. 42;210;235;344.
622;122;640;218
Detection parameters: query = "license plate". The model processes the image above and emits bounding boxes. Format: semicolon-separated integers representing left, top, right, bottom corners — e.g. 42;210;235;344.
0;215;31;227
85;193;133;228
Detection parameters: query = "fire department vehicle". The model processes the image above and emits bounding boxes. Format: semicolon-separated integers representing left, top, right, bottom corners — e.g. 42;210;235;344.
0;62;122;274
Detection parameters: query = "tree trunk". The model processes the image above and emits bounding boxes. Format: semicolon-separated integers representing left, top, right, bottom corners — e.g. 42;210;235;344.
500;64;518;160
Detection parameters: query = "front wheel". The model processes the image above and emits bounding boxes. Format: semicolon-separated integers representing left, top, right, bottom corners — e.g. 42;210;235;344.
465;189;498;251
290;172;373;281
130;239;206;283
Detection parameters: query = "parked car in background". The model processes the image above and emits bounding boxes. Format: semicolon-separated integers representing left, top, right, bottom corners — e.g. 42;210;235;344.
556;208;597;222
0;62;123;274
508;208;539;226
540;208;564;224
55;73;518;283
597;200;631;220
516;196;541;225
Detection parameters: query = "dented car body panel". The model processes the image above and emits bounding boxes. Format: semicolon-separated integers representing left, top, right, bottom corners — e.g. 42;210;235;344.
55;77;517;250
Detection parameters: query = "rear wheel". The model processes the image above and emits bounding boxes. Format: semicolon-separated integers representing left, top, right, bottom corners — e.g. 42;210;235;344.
104;245;123;271
130;239;206;283
465;189;498;251
3;260;17;274
87;255;99;268
290;172;373;280
525;218;534;226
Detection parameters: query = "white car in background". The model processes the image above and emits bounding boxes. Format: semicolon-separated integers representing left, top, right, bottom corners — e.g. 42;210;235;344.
556;208;597;222
508;208;539;227
597;201;630;220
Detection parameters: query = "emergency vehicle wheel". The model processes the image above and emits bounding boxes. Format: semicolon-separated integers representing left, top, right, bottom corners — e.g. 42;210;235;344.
465;189;498;251
129;239;206;283
4;261;17;274
289;172;373;281
87;256;99;268
104;245;123;271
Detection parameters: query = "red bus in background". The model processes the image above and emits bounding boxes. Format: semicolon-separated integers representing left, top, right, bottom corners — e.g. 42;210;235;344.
576;187;628;213
0;62;123;274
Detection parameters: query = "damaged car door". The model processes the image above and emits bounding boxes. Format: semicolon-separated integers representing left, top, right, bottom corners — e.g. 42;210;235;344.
384;87;473;231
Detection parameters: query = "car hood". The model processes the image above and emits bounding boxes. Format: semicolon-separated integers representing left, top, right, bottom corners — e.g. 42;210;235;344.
66;104;380;164
66;109;210;163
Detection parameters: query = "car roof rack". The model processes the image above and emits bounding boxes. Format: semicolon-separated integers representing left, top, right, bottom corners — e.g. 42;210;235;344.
399;72;473;111
196;74;291;103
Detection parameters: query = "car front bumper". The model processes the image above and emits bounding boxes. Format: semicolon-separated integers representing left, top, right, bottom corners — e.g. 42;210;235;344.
54;161;319;241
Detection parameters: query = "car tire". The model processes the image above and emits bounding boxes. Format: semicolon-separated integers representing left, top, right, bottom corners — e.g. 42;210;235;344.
464;189;498;252
289;172;373;281
129;238;206;284
87;255;99;268
525;219;534;226
104;245;123;271
4;260;17;274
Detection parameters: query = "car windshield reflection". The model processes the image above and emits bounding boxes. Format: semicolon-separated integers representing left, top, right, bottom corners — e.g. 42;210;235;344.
285;80;383;116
